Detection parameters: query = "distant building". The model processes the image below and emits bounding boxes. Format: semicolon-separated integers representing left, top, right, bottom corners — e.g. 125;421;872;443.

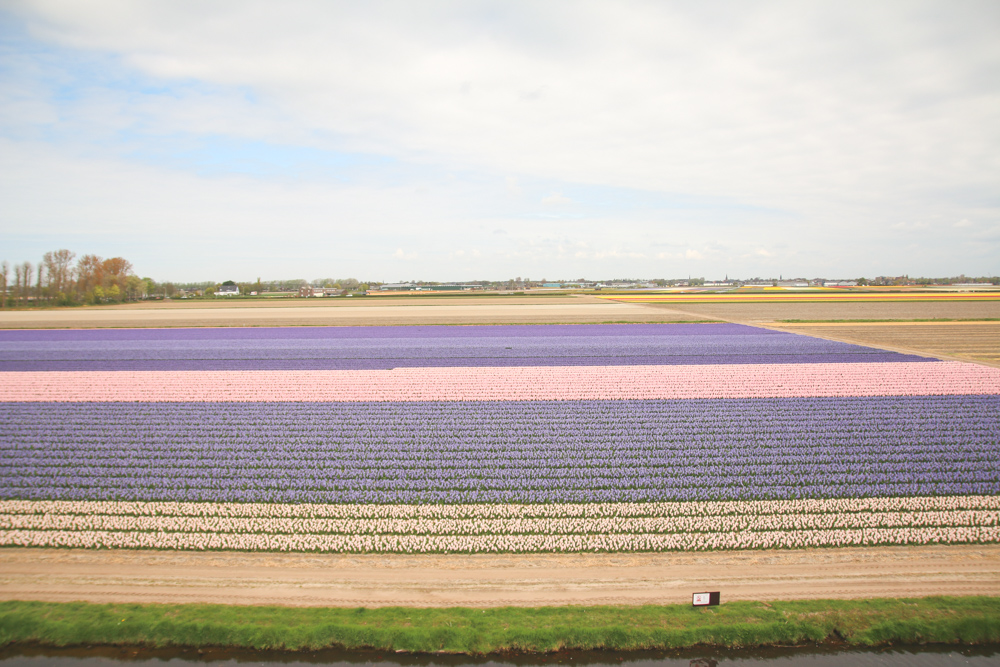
300;286;343;297
216;284;239;296
376;283;480;292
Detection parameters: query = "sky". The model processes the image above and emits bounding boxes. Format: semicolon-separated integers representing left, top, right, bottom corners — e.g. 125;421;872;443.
1;1;998;283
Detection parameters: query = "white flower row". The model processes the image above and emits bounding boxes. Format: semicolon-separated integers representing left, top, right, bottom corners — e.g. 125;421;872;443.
2;526;997;553
1;496;997;552
2;510;995;536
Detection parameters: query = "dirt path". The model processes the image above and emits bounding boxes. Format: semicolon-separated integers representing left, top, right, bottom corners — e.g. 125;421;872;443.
2;546;997;607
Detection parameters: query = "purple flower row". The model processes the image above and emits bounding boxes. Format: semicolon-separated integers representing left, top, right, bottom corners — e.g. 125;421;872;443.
0;323;767;341
2;396;996;503
0;354;929;372
0;326;934;371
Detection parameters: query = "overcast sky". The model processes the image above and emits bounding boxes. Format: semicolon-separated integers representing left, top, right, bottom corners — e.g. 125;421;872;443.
1;1;998;282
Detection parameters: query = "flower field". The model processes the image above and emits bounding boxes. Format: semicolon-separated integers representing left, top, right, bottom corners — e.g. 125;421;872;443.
1;322;998;552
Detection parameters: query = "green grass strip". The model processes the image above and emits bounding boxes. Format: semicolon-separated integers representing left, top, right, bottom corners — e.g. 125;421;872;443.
2;597;999;654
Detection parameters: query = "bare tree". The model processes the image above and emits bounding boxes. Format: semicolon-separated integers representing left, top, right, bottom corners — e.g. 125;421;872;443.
76;254;104;295
42;249;76;299
102;257;133;285
11;264;20;305
17;261;33;305
0;261;8;309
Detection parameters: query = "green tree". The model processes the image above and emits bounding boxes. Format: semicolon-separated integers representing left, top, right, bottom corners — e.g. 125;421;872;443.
124;275;144;301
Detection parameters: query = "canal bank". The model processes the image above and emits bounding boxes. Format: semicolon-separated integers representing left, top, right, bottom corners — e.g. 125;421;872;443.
1;597;998;655
2;643;1000;666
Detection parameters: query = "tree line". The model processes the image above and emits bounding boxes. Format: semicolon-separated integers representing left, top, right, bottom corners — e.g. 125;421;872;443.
0;249;147;307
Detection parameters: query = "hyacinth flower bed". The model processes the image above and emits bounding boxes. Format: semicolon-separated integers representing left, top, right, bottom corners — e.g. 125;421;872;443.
1;322;998;553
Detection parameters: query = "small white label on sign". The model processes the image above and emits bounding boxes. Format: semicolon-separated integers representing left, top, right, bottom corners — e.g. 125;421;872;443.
693;593;711;606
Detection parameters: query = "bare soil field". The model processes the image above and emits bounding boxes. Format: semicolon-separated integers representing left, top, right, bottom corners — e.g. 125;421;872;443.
7;296;998;329
1;546;996;608
647;300;1000;366
0;296;713;328
768;321;1000;367
651;299;1000;323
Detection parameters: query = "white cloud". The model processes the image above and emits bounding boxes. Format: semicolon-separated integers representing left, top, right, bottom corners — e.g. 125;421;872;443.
541;192;571;206
891;221;931;231
504;176;522;197
12;1;998;206
1;1;998;278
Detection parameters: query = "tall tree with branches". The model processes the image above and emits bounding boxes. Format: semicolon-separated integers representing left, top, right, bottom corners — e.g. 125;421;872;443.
0;261;8;309
42;249;76;301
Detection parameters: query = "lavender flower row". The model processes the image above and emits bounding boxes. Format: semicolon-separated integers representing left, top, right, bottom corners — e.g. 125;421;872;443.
0;324;935;371
0;353;931;372
0;323;770;342
2;396;996;504
0;336;909;357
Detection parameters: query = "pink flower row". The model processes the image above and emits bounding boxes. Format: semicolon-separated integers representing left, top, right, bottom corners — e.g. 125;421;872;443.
3;361;998;401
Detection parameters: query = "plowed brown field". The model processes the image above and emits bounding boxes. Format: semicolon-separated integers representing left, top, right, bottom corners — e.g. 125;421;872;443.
2;546;997;608
0;296;714;328
766;321;1000;367
650;299;1000;323
648;299;1000;367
